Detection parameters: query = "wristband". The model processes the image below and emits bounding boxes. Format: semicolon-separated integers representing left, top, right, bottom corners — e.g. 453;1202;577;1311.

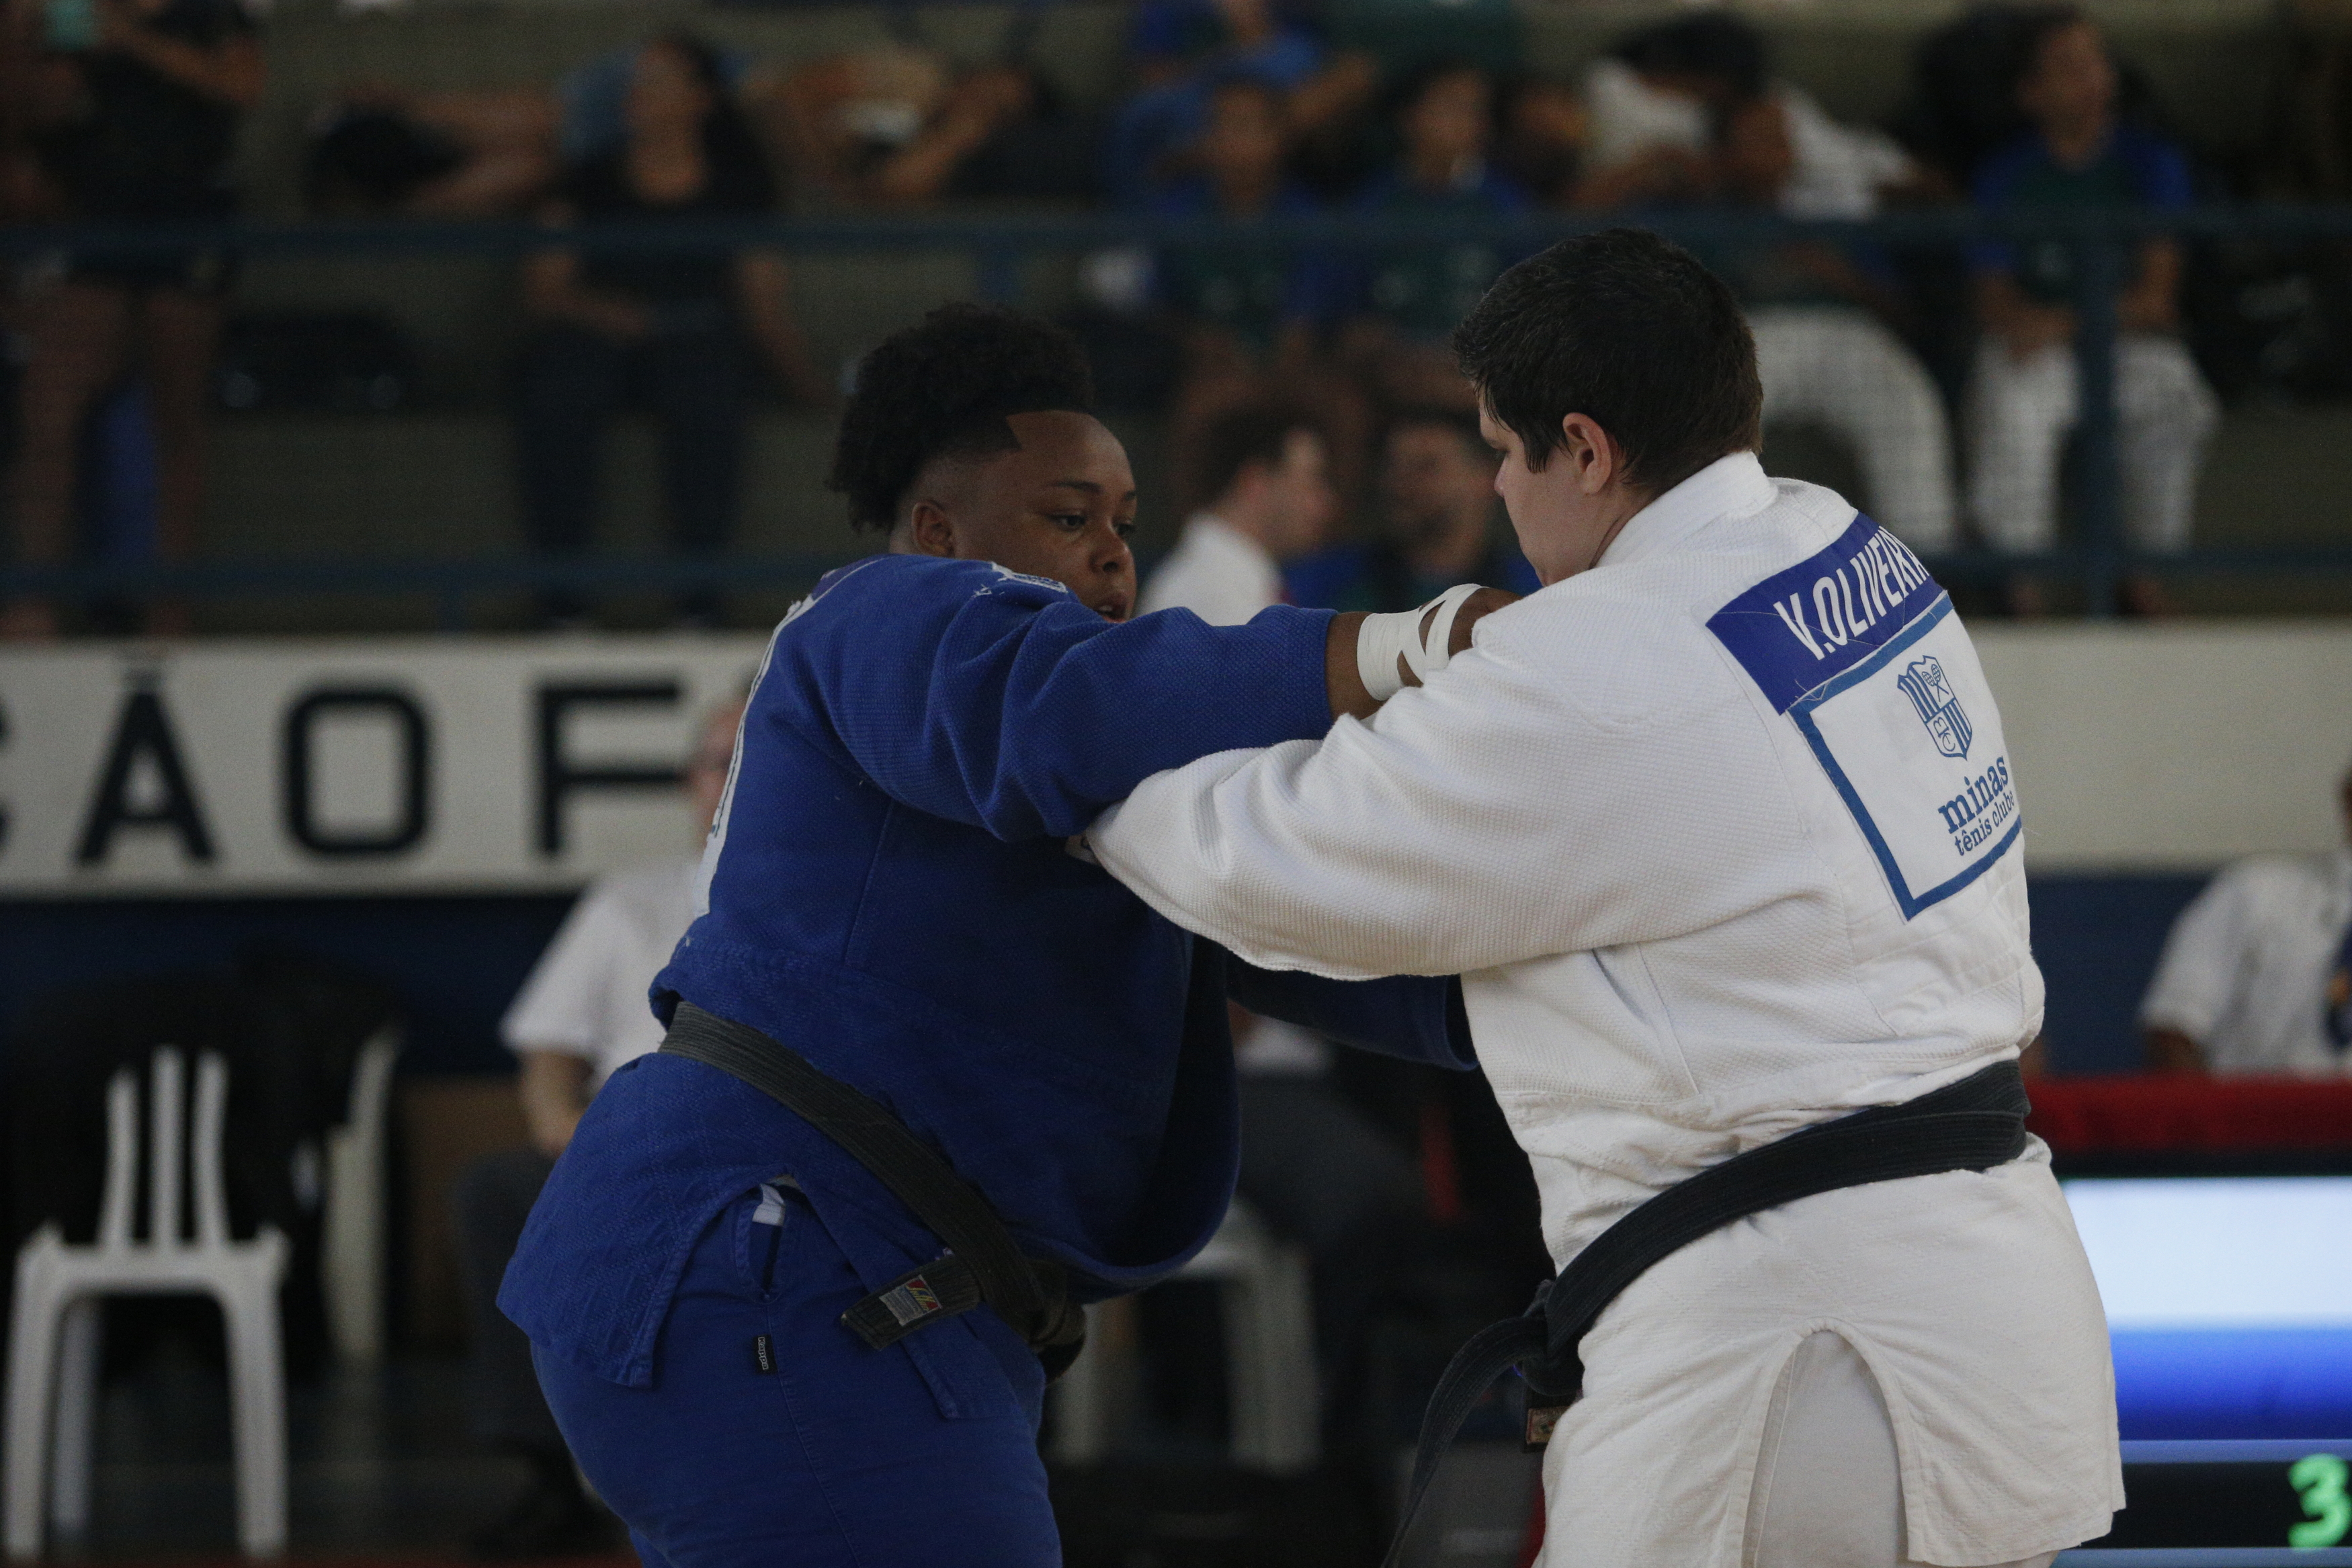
1354;582;1481;701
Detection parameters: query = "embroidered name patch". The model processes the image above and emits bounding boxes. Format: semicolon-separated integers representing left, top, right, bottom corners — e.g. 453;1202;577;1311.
1706;514;2021;918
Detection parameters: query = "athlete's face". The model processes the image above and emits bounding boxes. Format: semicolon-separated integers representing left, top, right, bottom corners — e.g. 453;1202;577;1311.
1478;401;1650;587
900;410;1140;621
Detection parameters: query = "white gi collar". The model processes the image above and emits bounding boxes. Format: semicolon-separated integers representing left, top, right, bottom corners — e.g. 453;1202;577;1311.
1599;451;1775;570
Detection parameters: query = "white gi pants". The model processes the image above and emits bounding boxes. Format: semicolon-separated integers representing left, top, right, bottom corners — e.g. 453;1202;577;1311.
1966;333;2219;554
1749;306;1958;552
1743;1332;2062;1568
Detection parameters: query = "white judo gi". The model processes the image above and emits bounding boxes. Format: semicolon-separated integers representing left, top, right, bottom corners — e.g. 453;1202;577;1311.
1091;453;2122;1567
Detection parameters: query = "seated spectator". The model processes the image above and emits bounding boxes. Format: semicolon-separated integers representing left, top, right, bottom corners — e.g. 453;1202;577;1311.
1103;0;1372;206
1143;77;1369;511
1710;92;1959;550
1495;75;1589;207
1966;6;2216;615
1579;14;1756;206
512;34;827;626
562;36;755;165
1583;14;1937;215
1;0;263;640
1339;63;1529;410
304;87;557;218
864;62;1097;206
452;699;743;1558
1141;402;1337;622
2140;765;2352;1076
1288;406;1538;611
753;44;946;204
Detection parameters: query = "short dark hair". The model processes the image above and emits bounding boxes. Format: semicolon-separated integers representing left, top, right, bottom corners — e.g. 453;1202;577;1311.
828;302;1096;531
1451;228;1761;494
1195;404;1317;507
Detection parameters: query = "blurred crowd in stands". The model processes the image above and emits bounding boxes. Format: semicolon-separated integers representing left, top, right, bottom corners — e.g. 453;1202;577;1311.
6;0;2352;631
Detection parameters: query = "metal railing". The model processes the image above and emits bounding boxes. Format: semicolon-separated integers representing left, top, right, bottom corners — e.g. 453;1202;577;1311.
6;204;2352;627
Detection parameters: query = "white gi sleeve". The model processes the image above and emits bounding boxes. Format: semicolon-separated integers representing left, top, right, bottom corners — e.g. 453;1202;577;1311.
1089;600;1771;978
2137;862;2259;1043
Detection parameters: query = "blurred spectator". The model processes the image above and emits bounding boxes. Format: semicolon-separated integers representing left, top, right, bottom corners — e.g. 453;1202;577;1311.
1710;93;1959;550
562;38;754;165
1135;404;1420;1456
1966;7;2216;615
865;63;1097;206
1104;0;1374;206
1135;77;1370;511
1288;406;1538;609
513;35;827;627
1129;0;1320;89
1583;14;1940;215
757;50;1093;208
1495;76;1588;207
1141;402;1337;620
305;87;557;218
0;0;263;640
452;699;743;1559
2140;764;2352;1076
1579;14;1759;206
1339;63;1529;410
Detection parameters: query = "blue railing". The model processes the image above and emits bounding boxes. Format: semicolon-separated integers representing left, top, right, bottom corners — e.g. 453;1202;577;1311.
6;204;2352;627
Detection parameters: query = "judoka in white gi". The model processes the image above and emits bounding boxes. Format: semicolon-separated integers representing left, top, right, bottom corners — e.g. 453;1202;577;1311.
1087;229;2121;1568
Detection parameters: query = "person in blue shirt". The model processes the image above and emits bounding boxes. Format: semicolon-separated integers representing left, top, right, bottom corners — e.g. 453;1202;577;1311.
499;303;1493;1568
1340;63;1534;410
1963;5;2217;615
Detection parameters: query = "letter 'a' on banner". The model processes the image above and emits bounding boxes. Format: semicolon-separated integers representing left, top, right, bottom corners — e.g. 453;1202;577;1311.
0;638;766;897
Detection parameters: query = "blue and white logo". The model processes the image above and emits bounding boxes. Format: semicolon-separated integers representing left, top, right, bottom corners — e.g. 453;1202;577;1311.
1896;655;1972;759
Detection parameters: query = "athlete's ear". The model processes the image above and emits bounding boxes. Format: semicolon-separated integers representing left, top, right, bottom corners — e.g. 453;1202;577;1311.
1557;414;1618;496
906;498;958;558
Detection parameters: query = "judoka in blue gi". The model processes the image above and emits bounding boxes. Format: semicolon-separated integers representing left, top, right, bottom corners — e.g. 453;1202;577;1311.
499;304;1501;1567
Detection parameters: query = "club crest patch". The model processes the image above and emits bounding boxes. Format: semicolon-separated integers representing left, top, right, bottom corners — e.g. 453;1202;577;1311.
1896;655;1972;759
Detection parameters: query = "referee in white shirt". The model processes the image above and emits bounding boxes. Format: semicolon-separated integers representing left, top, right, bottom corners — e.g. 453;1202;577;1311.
1139;405;1337;624
450;698;742;1557
1089;229;2118;1567
2142;763;2352;1076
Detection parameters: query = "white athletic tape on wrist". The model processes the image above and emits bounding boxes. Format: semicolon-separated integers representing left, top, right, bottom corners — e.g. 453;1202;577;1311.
1354;582;1482;701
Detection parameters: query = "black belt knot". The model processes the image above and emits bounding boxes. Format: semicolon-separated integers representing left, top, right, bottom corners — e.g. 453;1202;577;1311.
1382;1059;2029;1568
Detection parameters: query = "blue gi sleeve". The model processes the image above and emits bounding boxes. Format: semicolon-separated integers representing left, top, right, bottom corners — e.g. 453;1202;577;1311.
782;554;1336;841
1225;959;1476;1070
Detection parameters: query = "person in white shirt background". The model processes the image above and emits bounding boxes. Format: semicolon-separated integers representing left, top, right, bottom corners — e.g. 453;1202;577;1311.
1136;399;1431;1466
1089;228;2117;1567
2141;763;2352;1076
1138;402;1339;625
448;696;744;1557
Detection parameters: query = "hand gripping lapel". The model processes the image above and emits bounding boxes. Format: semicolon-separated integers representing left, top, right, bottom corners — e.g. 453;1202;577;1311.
660;1002;1089;1378
1381;1059;2031;1568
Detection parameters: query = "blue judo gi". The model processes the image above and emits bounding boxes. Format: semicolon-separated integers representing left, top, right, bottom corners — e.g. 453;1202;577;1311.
500;554;1474;1568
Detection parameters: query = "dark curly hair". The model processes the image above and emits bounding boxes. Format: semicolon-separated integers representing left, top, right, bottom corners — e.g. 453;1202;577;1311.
827;303;1097;531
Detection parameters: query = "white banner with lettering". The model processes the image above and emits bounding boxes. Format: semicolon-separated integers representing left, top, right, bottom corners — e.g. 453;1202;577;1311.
0;623;2347;896
0;636;768;896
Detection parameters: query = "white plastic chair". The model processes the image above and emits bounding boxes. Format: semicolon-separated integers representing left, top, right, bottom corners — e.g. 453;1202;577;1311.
5;1048;291;1559
322;1026;401;1366
1051;1199;1320;1473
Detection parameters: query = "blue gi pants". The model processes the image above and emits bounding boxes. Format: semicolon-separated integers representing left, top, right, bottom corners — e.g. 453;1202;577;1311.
532;1186;1060;1568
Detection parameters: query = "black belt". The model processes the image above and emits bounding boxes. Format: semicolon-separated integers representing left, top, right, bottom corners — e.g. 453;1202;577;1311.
1382;1058;2030;1568
660;1002;1090;1378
